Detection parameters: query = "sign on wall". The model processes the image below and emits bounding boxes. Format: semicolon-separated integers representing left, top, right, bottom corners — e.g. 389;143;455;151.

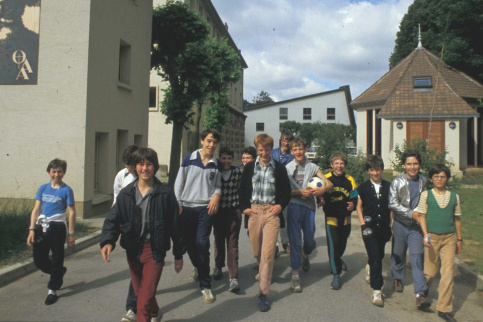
0;0;41;85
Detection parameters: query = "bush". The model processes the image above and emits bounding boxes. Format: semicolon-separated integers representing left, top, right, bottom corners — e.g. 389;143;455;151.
0;201;32;262
346;151;369;185
390;137;454;178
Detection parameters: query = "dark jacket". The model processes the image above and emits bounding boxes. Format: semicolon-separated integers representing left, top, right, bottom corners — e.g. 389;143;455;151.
239;160;291;228
323;171;358;218
357;179;391;226
100;177;185;263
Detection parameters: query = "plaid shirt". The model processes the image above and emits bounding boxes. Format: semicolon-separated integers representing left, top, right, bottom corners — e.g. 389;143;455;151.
250;157;276;205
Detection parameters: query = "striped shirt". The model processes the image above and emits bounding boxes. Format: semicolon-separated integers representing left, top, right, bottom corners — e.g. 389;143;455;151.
250;157;276;205
417;189;461;216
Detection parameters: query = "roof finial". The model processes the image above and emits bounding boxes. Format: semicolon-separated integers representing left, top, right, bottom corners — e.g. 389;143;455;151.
417;23;423;49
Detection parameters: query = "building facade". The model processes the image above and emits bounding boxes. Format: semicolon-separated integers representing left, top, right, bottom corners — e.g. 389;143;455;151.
351;45;483;176
0;0;153;218
243;86;355;148
148;0;247;171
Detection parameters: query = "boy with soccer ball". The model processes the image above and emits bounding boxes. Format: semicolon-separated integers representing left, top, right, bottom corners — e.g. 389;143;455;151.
285;138;332;293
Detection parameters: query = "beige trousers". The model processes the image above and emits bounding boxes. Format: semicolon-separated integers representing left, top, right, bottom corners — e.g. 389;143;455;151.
248;204;280;295
424;232;456;313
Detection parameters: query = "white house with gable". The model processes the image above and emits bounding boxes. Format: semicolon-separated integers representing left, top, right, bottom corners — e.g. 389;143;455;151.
244;86;356;148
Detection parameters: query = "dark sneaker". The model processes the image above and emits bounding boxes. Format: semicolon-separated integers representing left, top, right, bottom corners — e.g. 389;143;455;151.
438;311;457;322
213;267;222;280
290;276;302;293
416;292;430;309
45;294;58;305
341;260;347;272
330;274;341;290
301;252;310;272
393;279;404;292
229;278;240;293
258;292;271;312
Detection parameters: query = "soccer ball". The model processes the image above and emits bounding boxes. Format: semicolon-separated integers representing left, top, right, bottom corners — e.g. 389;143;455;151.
307;177;325;189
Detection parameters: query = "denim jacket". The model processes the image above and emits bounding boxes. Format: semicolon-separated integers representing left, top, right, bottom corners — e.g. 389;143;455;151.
389;173;428;226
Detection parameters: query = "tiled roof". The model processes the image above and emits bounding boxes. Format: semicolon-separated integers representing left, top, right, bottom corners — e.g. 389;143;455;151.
351;48;483;118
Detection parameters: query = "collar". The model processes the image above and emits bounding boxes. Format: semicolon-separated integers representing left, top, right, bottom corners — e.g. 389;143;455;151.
191;149;217;165
255;156;275;169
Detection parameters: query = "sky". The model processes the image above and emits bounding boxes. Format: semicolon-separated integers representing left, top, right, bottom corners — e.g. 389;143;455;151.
210;0;415;103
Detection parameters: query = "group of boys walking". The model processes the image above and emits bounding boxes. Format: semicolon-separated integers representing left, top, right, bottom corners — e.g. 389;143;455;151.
27;129;462;322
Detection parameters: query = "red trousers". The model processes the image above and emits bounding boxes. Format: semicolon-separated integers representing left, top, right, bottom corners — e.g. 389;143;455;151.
127;242;164;322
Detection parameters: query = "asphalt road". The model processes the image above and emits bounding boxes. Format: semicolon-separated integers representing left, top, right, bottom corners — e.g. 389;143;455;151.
0;210;481;321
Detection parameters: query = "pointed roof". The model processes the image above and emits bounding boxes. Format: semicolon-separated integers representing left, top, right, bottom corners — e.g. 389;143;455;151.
351;47;483;119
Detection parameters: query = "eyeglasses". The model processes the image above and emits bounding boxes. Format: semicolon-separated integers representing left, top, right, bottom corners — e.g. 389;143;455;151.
432;175;447;180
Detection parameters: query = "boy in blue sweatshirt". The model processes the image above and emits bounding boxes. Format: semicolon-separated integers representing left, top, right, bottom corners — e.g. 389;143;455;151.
174;128;222;304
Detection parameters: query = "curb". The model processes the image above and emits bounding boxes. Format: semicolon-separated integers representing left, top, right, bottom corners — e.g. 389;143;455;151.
0;230;101;288
454;257;483;291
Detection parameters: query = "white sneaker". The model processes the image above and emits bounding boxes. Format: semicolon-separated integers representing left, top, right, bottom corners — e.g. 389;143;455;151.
121;309;136;322
201;289;215;304
372;290;383;307
255;273;259;281
365;264;371;284
191;267;199;281
151;310;163;322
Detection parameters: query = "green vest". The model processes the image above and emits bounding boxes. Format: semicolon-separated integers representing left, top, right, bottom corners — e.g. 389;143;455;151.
426;189;457;234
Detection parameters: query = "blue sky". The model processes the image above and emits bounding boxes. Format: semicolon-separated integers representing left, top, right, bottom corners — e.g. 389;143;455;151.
211;0;415;102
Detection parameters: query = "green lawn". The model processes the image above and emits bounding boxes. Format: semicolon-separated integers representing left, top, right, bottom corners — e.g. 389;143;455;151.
451;177;483;275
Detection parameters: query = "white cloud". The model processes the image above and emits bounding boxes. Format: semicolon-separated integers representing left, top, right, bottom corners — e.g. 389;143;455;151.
211;0;414;102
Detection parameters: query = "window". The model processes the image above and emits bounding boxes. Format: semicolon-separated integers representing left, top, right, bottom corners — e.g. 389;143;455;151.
256;123;264;131
94;132;109;193
149;86;157;108
119;40;131;85
303;108;311;120
279;107;288;120
413;76;432;88
327;108;336;120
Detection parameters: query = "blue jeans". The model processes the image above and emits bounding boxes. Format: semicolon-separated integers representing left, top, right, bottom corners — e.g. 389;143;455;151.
181;206;212;290
287;203;316;270
391;219;428;294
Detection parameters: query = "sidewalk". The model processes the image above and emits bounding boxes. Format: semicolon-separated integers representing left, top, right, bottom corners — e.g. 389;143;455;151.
1;212;482;291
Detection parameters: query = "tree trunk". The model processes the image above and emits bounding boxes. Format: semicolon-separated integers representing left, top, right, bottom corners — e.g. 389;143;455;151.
187;102;203;153
168;121;185;190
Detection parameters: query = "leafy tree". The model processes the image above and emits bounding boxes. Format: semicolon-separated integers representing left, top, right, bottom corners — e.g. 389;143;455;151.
280;121;302;136
389;0;483;83
314;123;356;170
243;90;274;109
187;38;242;152
390;137;454;178
151;2;240;187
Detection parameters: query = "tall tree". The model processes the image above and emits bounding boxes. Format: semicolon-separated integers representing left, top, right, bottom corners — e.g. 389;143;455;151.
243;90;274;109
151;2;237;187
188;38;242;150
389;0;483;83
